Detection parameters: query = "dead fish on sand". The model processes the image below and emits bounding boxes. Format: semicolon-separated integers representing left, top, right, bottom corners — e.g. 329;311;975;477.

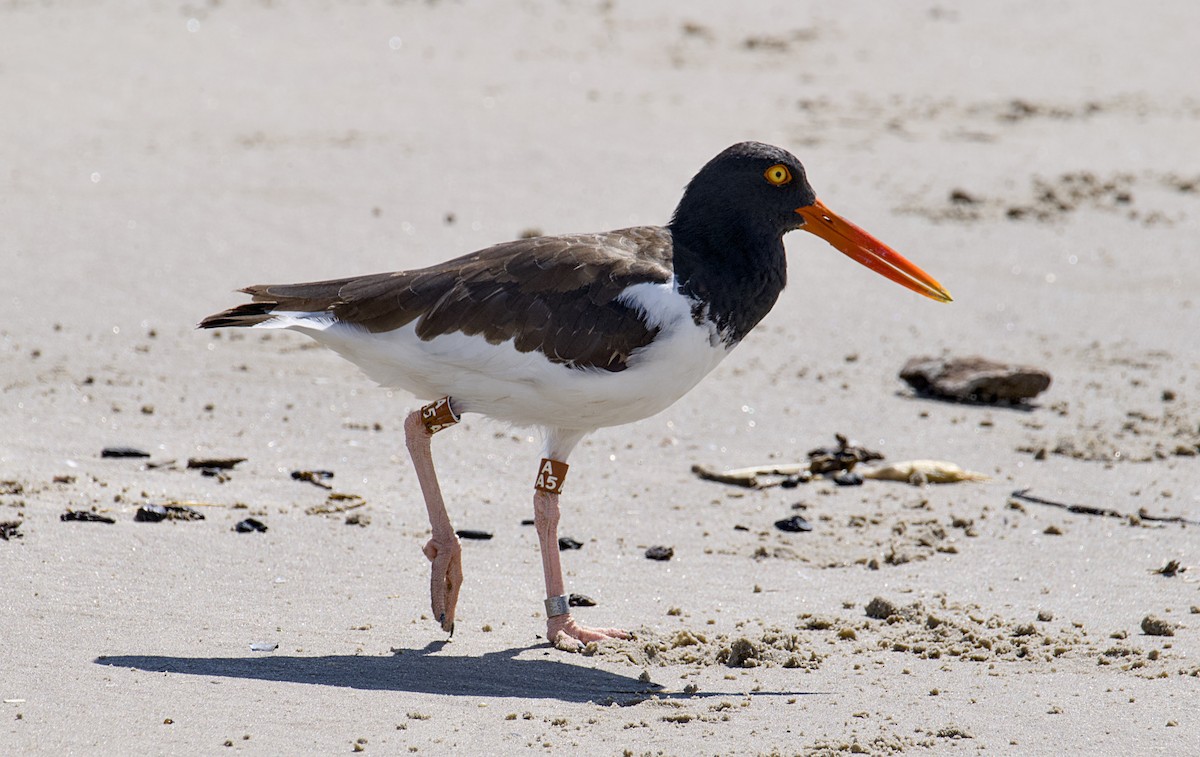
860;460;989;486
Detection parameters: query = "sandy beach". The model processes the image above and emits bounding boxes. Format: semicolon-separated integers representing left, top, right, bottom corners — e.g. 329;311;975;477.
3;1;1198;754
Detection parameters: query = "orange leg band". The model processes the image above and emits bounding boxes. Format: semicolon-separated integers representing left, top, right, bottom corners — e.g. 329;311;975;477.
420;397;459;434
534;458;569;494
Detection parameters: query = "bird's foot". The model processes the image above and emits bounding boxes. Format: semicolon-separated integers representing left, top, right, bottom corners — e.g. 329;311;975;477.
547;614;632;652
422;536;463;635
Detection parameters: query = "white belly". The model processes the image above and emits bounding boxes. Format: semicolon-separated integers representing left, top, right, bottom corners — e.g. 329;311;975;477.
263;281;732;431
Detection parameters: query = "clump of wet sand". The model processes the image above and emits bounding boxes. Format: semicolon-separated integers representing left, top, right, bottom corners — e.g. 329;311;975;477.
587;595;1180;675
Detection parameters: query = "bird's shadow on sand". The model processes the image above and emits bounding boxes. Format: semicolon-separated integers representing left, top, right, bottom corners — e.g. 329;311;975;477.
97;641;669;704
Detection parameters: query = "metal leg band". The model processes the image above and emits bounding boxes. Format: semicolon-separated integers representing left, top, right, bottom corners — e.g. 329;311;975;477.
544;594;570;618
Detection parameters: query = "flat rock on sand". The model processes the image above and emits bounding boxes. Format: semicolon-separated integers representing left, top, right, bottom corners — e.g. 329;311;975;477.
900;355;1052;403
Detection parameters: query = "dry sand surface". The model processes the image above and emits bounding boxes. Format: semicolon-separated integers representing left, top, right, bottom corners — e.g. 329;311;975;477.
3;1;1199;754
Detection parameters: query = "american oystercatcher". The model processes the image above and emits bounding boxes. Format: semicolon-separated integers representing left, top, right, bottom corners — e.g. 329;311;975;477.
200;142;951;651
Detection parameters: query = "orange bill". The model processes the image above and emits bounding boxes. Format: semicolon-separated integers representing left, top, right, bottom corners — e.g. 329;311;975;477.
796;199;952;303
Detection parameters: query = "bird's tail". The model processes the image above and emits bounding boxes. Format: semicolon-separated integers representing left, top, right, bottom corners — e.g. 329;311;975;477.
198;279;354;330
197;301;279;329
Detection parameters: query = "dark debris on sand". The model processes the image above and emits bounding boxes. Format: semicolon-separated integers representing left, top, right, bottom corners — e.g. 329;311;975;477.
807;434;883;475
61;510;116;524
456;529;493;540
135;504;206;523
291;470;334;489
101;446;150;459
187;457;246;471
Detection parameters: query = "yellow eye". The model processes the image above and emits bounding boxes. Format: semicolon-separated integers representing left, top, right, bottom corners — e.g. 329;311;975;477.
764;164;792;186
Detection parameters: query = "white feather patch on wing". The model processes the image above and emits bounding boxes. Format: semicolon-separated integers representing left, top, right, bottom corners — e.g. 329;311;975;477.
251;312;338;331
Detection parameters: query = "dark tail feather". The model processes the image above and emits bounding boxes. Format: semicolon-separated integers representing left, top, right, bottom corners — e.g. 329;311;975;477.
198;301;279;329
199;277;374;329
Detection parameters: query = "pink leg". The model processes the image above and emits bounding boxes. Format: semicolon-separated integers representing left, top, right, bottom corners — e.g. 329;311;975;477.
533;486;631;652
404;408;461;635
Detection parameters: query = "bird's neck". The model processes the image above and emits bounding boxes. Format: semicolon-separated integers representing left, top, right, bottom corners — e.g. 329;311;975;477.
668;212;787;345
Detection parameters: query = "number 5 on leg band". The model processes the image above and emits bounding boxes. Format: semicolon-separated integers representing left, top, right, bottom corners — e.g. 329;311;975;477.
420;397;459;434
534;458;568;494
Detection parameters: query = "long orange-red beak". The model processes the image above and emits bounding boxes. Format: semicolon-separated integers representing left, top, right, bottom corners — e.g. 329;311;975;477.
796;199;952;303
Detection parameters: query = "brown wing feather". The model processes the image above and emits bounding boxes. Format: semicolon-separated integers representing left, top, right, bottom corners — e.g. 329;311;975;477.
199;227;676;372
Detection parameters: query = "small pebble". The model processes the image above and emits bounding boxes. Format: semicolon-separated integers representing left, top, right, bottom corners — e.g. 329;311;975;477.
645;545;674;561
135;505;169;523
780;472;811;488
774;515;813;533
234;518;268;533
568;593;596;607
832;471;863;487
558;536;583;550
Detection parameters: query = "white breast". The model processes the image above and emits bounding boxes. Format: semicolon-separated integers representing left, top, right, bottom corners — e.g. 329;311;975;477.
259;279;733;431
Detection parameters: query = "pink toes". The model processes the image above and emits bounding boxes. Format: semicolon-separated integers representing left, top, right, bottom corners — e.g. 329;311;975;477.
423;536;463;634
547;614;632;652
